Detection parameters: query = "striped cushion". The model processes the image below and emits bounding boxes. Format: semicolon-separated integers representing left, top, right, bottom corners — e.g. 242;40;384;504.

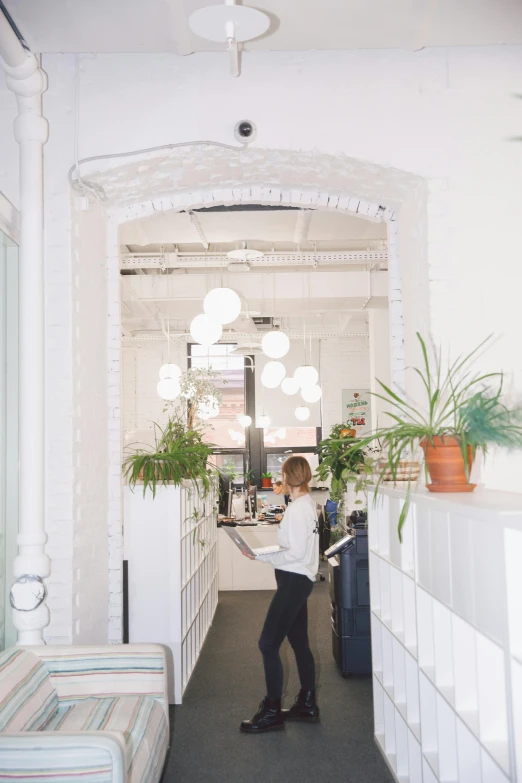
38;648;167;712
0;648;58;731
0;742;119;783
44;695;169;783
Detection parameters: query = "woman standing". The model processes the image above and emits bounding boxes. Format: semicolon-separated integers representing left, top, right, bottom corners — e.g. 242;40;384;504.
240;456;320;734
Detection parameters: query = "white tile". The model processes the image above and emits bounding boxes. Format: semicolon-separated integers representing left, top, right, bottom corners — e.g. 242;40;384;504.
476;632;509;774
430;509;451;607
505;528;522;660
417;587;435;676
453;613;479;736
456;716;482;783
436;692;458;782
419;671;438;755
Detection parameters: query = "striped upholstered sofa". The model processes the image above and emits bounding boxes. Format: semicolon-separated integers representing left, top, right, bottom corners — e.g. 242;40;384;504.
0;645;170;783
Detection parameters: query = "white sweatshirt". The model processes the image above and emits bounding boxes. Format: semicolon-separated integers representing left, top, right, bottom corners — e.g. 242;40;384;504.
256;494;319;582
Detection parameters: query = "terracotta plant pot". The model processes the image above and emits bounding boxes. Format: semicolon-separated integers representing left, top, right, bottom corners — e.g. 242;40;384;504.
261;478;273;488
421;436;475;493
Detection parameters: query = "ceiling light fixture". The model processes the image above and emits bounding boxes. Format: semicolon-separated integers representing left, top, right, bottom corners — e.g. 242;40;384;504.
262;328;290;359
301;384;322;404
295;406;311;422
188;1;270;78
281;377;300;396
261;361;286;388
198;400;220;420
294;365;319;388
157;378;181;401
237;414;252;427
159;363;181;380
257;414;270;428
227;249;264;260
203;287;242;325
190;313;222;346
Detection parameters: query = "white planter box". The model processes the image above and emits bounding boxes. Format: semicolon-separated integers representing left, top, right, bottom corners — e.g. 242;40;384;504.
368;486;522;783
124;482;218;704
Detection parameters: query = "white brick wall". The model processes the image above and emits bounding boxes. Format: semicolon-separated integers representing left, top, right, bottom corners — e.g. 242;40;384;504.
43;56;76;644
1;46;521;642
70;199;109;644
320;337;371;436
122;342;188;440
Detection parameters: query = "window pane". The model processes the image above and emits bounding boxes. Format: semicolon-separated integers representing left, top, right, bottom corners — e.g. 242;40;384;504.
266;452;319;481
208;452;245;476
190;344;246;448
263;427;317;448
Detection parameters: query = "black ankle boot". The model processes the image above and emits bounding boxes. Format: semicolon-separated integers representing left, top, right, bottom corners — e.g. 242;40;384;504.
282;689;320;722
240;697;285;734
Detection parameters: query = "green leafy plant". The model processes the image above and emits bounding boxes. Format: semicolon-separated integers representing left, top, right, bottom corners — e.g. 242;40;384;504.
123;415;214;498
339;333;522;540
164;367;224;430
315;423;372;522
221;461;238;481
261;472;273;479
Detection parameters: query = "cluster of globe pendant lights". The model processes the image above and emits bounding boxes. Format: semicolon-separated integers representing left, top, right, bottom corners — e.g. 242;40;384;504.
190;287;242;346
165;285;321;425
260;327;322;423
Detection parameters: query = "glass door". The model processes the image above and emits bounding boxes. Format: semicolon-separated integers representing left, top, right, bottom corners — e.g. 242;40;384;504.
0;228;19;650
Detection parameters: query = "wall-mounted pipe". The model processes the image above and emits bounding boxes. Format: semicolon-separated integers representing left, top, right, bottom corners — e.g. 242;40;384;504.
0;11;50;645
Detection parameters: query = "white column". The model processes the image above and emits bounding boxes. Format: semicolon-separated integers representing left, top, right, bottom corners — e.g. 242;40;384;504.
0;30;51;643
368;308;392;431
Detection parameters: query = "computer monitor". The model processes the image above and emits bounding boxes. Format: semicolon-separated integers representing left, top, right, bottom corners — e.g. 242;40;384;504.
218;475;232;517
248;485;257;520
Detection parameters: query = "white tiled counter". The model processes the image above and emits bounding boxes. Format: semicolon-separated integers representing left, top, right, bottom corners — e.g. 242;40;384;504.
368;486;522;783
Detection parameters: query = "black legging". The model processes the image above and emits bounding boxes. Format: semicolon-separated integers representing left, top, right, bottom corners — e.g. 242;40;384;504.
258;569;316;700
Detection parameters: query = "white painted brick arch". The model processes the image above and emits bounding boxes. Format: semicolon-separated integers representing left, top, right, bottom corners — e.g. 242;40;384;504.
69;146;430;643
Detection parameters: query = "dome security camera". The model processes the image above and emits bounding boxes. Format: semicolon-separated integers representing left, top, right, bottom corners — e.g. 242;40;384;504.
234;120;257;143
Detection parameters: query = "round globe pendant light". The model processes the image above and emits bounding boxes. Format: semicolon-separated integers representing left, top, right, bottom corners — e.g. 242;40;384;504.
295;406;311;421
294;365;319;388
262;329;290;359
190;313;222;346
157;377;181;401
198;399;219;420
301;384;322;404
237;414;252;427
257;414;270;428
261;360;286;388
203;287;242;325
281;377;300;396
159;363;181;380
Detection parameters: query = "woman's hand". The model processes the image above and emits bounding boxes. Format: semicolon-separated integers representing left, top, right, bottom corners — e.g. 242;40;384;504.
242;550;257;560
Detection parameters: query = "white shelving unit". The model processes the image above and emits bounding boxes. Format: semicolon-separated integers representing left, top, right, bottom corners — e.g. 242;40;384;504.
368;486;522;783
124;481;218;704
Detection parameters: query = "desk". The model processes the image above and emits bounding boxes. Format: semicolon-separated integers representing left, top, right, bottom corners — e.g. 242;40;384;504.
218;524;280;590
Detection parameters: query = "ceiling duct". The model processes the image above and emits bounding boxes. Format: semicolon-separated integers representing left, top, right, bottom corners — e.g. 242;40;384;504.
252;316;274;331
230;338;264;356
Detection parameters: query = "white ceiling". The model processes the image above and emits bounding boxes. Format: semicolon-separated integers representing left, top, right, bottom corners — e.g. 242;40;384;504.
120;207;387;254
6;0;522;54
121;207;386;340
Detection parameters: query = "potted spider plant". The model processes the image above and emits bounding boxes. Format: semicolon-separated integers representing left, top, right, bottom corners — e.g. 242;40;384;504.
123;415;214;497
340;333;522;539
315;423;373;524
261;472;273;488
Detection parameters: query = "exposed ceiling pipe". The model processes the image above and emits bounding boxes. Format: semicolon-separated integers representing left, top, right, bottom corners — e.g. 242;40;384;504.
121;249;388;270
293;210;313;246
189;211;209;250
0;10;51;644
